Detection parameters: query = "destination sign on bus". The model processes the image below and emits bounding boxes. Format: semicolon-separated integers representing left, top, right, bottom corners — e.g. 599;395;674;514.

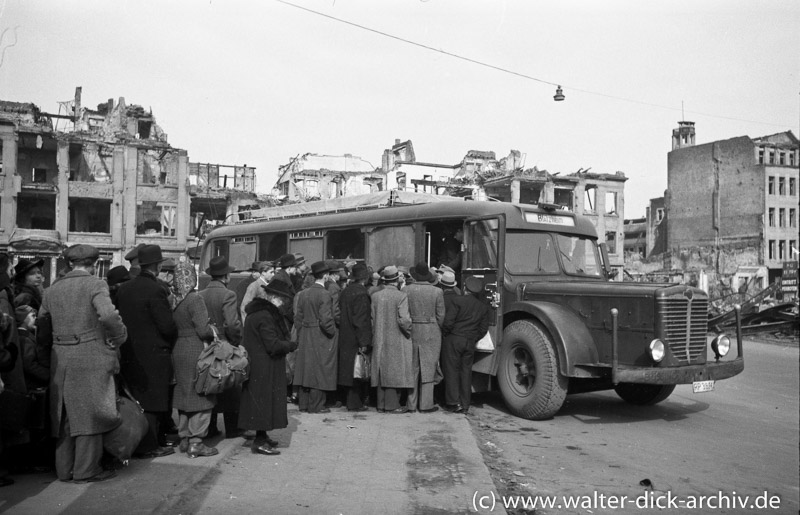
524;212;576;226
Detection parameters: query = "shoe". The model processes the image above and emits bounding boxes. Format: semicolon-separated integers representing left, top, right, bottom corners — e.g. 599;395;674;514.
347;406;369;412
264;436;279;447
135;446;175;459
443;404;462;413
420;406;440;413
314;408;331;414
178;438;189;453
74;469;116;483
388;407;409;414
187;442;219;458
252;444;281;456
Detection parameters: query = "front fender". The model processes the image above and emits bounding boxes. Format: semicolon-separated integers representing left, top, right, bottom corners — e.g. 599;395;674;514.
505;301;599;378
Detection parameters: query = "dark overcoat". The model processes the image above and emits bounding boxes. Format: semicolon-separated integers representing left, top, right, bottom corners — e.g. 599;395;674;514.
238;298;295;431
117;271;178;412
41;270;127;436
293;283;337;391
198;280;243;412
370;286;413;388
337;282;372;387
405;282;445;383
171;292;215;412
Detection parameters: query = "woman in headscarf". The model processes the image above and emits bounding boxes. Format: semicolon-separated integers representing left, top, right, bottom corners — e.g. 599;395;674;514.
238;279;297;456
170;261;218;458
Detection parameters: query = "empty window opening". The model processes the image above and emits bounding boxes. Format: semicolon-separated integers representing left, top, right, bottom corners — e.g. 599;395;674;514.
137;120;152;139
605;231;617;254
136;201;177;236
605;191;618;215
257;233;288;263
32;167;48;183
768;176;775;195
69;198;111;233
326;228;365;261
17;192;56;230
553;188;573;209
584;185;596;213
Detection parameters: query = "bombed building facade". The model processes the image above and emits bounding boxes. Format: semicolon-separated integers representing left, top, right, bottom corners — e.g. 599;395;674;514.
0;88;258;283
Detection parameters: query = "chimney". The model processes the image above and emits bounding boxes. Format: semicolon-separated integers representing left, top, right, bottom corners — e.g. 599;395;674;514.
395;139;401;145
73;86;82;123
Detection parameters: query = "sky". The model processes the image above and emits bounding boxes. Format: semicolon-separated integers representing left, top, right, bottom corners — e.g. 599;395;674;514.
0;0;798;218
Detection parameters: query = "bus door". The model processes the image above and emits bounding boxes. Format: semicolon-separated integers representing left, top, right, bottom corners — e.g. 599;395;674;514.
462;216;504;379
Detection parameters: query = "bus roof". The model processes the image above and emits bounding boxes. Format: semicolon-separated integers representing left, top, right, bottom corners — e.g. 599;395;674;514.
204;194;599;240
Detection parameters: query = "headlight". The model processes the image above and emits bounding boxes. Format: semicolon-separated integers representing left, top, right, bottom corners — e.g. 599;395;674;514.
711;335;731;359
649;339;665;362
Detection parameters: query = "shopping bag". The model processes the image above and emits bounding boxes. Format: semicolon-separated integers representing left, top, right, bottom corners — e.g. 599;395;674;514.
353;351;371;380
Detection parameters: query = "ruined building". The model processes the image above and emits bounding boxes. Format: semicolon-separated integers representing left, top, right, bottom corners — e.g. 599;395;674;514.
0;88;258;283
273;153;381;201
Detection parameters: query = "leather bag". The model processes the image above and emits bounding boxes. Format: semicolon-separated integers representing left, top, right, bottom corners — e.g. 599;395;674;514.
194;326;249;396
103;383;148;462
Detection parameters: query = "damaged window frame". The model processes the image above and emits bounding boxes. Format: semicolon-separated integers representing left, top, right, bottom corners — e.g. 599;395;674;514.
136;200;178;237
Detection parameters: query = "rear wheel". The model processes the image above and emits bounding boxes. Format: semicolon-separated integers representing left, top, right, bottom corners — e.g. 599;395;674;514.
497;320;568;420
614;383;676;405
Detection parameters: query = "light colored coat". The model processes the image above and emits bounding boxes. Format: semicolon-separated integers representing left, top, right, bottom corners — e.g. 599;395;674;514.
41;270;127;436
370;286;413;388
404;282;445;383
293;283;337;391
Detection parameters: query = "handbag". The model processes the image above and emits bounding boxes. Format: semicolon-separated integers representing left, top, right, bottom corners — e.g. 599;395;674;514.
103;382;148;462
194;326;250;396
353;350;370;380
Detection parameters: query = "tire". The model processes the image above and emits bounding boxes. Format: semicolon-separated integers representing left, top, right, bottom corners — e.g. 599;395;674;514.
614;383;676;405
496;320;568;420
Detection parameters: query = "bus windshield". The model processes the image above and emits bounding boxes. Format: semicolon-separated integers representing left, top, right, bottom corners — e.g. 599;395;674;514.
505;231;602;276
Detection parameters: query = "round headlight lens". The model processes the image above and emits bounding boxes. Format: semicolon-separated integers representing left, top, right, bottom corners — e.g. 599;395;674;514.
712;335;731;357
649;339;665;362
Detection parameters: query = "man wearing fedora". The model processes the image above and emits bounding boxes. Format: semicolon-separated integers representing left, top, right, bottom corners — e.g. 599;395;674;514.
337;263;372;412
370;265;414;414
293;261;337;413
441;275;490;415
272;253;298;294
404;262;445;413
117;244;178;458
199;256;244;438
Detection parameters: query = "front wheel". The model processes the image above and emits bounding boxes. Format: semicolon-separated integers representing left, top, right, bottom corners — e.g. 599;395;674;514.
614;383;676;405
496;320;568;420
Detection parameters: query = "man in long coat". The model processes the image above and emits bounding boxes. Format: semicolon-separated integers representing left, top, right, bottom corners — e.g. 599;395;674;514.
293;261;337;413
117;244;177;457
336;263;372;411
42;244;127;482
370;266;413;413
404;262;445;413
198;256;243;438
441;275;491;415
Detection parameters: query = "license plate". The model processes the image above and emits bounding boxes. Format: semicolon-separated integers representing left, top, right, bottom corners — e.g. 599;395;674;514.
692;380;715;393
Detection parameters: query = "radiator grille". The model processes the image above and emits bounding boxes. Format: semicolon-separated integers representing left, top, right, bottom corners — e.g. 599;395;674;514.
657;294;709;363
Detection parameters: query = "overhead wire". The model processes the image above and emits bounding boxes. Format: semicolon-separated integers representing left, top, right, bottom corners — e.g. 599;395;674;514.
275;0;794;130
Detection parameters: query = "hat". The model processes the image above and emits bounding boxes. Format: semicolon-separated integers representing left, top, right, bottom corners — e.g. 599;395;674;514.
258;261;274;272
381;265;399;282
276;253;296;268
325;259;344;272
106;265;131;287
64;244;100;263
371;272;381;283
161;259;177;272
15;305;35;325
410;261;434;283
137;245;166;266
397;265;410;278
350;263;369;281
437;264;456;275
248;261;261;272
439;271;456;288
310;260;330;276
14;258;44;281
293;252;306;267
429;268;440;286
262;278;294;299
205;256;235;276
124;243;147;262
464;276;484;295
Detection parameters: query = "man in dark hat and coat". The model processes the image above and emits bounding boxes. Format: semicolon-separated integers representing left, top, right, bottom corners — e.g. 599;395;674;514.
293;261;337;413
272;253;298;294
404;262;445;413
441;275;490;415
336;263;372;411
41;244;127;482
198;256;244;438
117;244;178;457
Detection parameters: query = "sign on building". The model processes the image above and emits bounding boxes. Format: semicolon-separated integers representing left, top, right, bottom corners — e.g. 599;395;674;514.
781;261;798;300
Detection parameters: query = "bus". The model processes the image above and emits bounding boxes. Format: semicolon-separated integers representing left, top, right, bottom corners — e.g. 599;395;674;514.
197;191;744;420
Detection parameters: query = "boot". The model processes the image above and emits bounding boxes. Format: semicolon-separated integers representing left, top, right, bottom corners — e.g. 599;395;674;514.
187;442;219;459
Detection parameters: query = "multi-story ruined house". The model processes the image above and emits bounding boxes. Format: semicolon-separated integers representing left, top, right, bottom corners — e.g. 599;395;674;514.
0;88;258;284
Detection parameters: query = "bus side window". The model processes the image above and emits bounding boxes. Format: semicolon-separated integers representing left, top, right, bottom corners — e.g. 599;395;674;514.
209;239;229;268
366;225;415;269
326;228;365;261
466;220;498;269
258;233;287;263
229;236;257;271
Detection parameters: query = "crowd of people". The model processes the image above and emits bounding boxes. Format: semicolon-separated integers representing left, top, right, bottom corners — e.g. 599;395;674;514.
0;244;490;485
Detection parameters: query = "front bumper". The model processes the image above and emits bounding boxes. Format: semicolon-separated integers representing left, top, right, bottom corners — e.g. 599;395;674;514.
613;357;744;384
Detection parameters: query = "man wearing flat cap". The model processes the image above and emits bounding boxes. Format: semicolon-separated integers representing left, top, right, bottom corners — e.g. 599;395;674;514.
124;243;147;278
199;256;244;438
404;262;445;413
293;261;337;413
117;244;178;458
41;244;127;482
370;265;414;413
